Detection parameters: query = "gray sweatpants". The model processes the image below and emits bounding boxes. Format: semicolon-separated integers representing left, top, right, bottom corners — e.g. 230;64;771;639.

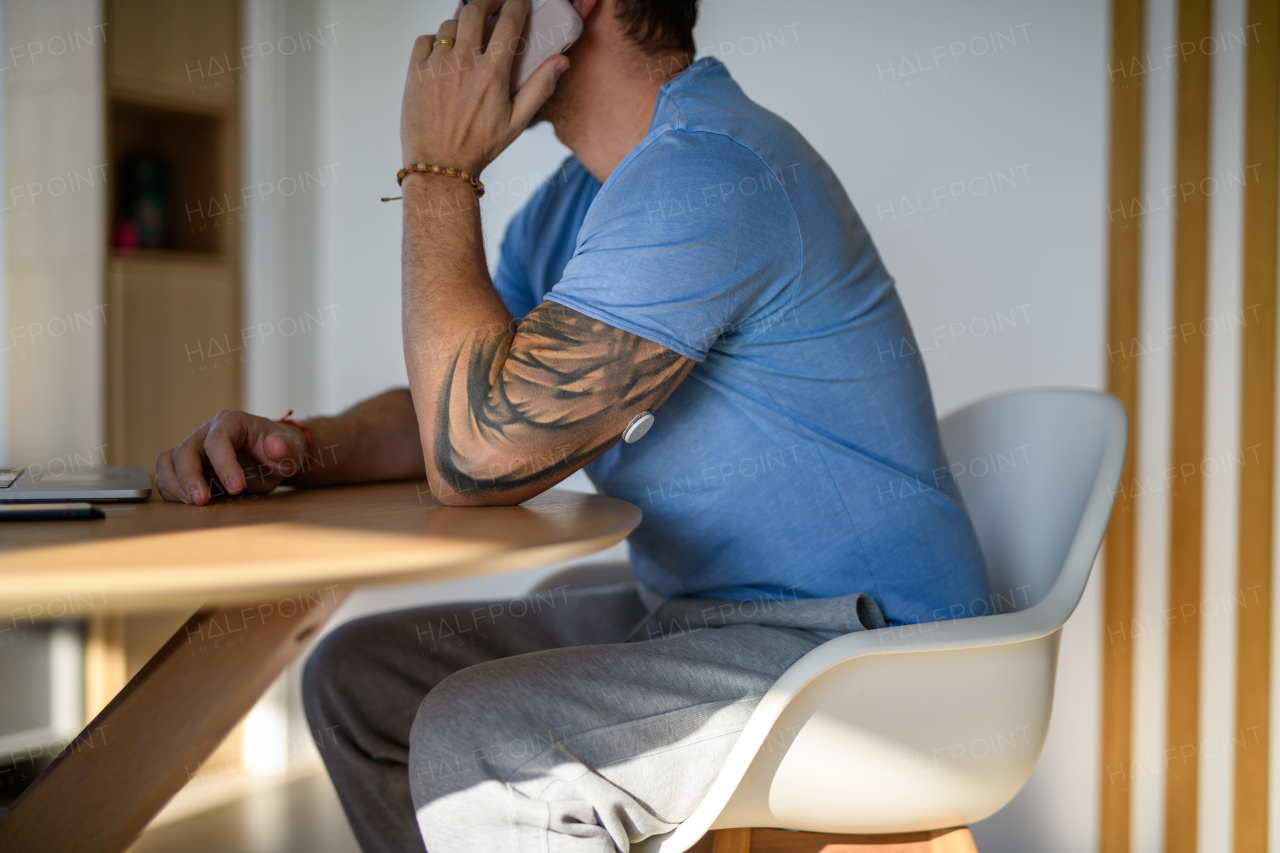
302;581;884;853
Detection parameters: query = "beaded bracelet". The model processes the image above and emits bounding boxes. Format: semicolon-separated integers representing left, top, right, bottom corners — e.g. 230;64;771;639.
380;162;485;202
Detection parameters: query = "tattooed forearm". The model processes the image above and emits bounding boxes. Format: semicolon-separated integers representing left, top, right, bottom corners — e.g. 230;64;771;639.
399;174;692;506
431;302;692;501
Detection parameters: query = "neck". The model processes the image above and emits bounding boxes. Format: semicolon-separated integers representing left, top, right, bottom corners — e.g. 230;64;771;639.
553;51;692;183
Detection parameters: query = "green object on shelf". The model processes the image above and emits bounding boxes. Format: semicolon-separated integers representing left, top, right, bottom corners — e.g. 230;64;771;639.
115;150;170;250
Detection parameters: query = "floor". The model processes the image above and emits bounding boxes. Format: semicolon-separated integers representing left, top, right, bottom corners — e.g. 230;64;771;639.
129;772;359;853
125;767;723;853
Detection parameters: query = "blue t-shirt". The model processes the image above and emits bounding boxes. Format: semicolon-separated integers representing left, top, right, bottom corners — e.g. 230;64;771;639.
493;58;988;625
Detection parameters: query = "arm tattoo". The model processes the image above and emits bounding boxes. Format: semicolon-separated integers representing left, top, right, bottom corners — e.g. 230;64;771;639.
433;302;691;497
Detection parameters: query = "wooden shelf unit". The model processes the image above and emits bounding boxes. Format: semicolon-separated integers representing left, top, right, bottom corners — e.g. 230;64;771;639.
103;0;242;471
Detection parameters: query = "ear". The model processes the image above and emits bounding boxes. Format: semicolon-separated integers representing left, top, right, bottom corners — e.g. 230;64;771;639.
571;0;600;19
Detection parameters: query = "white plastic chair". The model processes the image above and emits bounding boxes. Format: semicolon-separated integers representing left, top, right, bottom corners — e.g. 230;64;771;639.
630;388;1128;853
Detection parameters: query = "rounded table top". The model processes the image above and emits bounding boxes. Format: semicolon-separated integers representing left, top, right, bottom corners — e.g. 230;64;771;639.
0;483;641;613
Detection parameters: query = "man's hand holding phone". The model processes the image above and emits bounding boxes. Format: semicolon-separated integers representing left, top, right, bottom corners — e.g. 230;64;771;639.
401;0;571;175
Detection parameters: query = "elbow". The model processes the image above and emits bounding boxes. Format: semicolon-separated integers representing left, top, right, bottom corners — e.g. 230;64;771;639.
432;488;486;507
440;492;522;507
429;480;525;507
425;456;527;508
428;480;513;507
425;469;483;507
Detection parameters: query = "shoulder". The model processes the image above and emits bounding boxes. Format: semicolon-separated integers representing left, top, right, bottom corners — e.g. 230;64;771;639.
614;127;773;187
623;58;805;189
595;61;801;226
586;128;798;245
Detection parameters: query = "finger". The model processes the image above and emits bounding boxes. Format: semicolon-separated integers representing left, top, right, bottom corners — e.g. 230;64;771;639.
261;424;308;479
488;0;530;76
262;433;292;480
455;0;500;53
154;449;182;502
234;448;268;491
264;432;292;462
407;34;437;89
263;427;304;461
408;33;435;74
172;426;213;504
204;415;251;495
511;55;569;129
419;21;459;85
434;17;459;48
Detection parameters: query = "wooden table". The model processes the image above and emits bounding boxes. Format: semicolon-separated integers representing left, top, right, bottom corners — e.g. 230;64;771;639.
0;482;641;853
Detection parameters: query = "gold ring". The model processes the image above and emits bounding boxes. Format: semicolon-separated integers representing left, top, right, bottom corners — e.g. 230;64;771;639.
433;36;455;47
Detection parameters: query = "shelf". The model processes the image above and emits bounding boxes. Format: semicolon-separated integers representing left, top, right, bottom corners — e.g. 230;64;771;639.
102;0;243;468
109;249;227;265
109;100;226;255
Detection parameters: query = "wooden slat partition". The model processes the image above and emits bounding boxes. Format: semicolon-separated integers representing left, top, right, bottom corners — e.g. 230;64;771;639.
1101;1;1146;850
1233;1;1280;849
1166;1;1214;851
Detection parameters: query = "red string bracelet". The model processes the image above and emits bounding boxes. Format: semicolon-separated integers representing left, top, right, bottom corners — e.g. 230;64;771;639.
277;410;315;460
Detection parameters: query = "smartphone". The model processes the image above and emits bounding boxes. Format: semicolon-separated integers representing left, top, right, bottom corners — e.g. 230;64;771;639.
463;0;583;93
0;502;104;520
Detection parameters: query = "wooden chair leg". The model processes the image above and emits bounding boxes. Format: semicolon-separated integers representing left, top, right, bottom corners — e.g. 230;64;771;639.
928;828;979;853
713;826;979;853
713;828;753;853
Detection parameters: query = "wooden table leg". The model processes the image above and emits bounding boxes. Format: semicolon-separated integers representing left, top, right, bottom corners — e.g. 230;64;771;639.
0;589;348;853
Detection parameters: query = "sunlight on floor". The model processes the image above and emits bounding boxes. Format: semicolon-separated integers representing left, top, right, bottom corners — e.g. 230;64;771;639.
129;771;359;853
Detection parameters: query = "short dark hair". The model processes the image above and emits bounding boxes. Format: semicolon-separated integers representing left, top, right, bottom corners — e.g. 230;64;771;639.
614;0;699;56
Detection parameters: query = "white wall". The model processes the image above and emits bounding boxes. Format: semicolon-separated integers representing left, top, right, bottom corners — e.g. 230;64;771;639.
0;0;8;462
253;1;1111;848
243;0;343;418
2;0;107;469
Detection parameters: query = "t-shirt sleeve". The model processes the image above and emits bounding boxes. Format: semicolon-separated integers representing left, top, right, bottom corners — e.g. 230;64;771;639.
545;130;801;361
492;208;539;321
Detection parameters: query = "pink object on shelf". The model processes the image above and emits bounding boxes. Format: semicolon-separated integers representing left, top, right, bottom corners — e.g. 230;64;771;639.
113;220;142;251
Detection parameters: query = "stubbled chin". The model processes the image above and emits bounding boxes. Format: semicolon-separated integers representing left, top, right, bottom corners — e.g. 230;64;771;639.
532;77;569;127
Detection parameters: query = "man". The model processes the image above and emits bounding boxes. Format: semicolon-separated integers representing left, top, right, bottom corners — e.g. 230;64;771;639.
155;0;989;850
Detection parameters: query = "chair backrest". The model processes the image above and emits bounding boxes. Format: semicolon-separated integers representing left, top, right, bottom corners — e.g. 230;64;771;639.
938;389;1128;621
